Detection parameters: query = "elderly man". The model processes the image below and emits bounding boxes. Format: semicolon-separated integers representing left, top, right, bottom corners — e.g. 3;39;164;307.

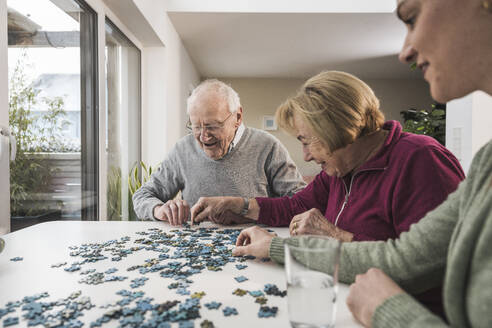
132;79;306;225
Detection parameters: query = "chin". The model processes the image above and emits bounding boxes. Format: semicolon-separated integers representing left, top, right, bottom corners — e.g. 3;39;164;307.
430;75;472;103
430;85;453;103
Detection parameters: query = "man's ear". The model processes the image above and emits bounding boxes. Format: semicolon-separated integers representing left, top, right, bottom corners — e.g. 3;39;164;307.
235;107;243;127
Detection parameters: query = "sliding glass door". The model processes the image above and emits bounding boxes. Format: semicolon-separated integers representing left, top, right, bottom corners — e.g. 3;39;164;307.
105;19;141;220
7;0;98;231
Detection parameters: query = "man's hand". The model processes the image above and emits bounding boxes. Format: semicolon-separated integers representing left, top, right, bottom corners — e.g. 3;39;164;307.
153;199;190;226
290;208;353;242
346;268;405;327
232;226;277;258
191;197;245;225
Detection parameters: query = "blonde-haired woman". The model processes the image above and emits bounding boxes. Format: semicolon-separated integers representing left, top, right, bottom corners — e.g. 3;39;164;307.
191;70;464;315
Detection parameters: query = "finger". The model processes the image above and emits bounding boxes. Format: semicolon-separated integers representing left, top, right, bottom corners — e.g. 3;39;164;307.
183;201;190;223
194;208;210;223
289;220;295;235
156;207;167;221
160;205;172;224
190;201;205;223
232;245;251;257
169;202;179;224
235;229;251;246
177;201;186;225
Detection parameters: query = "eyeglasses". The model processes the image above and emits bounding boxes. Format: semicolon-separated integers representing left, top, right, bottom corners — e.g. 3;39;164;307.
186;112;234;134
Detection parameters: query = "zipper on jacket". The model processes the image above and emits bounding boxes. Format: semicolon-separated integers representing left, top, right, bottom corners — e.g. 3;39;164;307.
333;167;385;226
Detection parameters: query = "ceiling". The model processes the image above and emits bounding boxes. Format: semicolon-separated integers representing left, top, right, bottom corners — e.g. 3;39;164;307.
168;12;422;80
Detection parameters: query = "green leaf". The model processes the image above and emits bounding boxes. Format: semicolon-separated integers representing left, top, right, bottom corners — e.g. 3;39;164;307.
431;109;445;116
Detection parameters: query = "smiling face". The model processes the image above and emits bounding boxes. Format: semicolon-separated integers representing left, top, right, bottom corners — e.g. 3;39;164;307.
294;114;351;178
188;92;241;160
397;0;489;102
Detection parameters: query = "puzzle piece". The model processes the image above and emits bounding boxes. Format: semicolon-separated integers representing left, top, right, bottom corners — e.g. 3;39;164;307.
248;290;264;297
191;291;206;299
50;262;67;268
234;275;248;283
9;257;23;262
222;306;238;316
200;320;214;328
264;283;287;297
3;317;19;327
204;301;221;310
232;288;247;296
235;264;247;270
258;306;278;318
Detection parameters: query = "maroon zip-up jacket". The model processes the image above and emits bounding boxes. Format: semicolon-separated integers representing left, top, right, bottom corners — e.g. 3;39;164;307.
256;120;464;239
256;120;465;317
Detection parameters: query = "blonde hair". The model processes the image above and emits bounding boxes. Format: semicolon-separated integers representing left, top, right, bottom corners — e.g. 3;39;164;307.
276;71;384;153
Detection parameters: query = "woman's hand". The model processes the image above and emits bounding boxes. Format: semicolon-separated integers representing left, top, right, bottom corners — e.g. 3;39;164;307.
346;268;405;327
191;196;244;224
232;226;277;258
290;208;353;242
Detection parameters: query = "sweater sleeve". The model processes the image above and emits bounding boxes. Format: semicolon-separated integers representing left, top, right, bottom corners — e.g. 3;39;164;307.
390;145;464;235
263;139;306;197
132;148;184;221
270;175;464;293
256;171;330;226
372;293;449;328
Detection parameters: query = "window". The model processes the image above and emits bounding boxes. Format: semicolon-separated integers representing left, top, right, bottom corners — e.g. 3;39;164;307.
105;18;141;220
7;0;98;230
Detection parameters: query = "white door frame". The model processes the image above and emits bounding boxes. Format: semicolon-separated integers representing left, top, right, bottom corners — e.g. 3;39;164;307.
0;0;10;234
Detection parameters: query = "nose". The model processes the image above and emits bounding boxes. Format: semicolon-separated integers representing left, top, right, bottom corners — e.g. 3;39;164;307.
303;147;313;162
199;129;213;142
399;44;417;64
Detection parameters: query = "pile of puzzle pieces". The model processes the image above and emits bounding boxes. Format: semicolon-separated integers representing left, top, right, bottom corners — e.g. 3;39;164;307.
1;224;286;327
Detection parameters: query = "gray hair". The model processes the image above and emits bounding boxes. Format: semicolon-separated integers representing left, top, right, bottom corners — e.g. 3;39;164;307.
187;79;241;114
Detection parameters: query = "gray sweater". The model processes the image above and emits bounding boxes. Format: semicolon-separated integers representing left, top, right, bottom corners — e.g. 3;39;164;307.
269;139;492;327
133;127;306;220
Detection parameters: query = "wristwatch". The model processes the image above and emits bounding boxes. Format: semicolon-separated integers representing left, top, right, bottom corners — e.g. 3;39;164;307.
240;197;249;216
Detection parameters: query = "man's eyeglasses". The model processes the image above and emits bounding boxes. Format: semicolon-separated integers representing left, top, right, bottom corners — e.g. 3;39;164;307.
186;112;234;134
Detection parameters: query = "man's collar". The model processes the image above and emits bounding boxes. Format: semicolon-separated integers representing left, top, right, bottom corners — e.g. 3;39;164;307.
228;123;245;153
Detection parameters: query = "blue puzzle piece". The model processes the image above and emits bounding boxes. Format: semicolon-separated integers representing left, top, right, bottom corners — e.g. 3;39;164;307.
3;317;19;327
258;306;278;318
222;306;238;316
248;290;264;297
234;275;248;283
204;301;221;310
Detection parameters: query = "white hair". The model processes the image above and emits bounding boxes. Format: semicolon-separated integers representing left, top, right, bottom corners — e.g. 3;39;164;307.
186;79;241;114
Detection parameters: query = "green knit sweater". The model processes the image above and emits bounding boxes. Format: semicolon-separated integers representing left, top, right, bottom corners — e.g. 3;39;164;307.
270;139;492;327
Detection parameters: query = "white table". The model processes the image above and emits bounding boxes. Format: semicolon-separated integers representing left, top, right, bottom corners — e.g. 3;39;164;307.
0;221;360;327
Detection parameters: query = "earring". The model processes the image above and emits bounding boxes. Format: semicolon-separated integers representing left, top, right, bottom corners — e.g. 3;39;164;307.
482;0;492;12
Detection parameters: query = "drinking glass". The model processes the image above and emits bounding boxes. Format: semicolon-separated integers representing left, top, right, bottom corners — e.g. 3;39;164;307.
285;236;341;328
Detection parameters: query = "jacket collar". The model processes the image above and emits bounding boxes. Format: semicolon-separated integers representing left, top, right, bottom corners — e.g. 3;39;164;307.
357;120;402;172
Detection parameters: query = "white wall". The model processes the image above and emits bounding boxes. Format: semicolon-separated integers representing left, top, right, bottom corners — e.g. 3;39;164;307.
133;0;200;167
221;77;434;176
446;91;492;174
